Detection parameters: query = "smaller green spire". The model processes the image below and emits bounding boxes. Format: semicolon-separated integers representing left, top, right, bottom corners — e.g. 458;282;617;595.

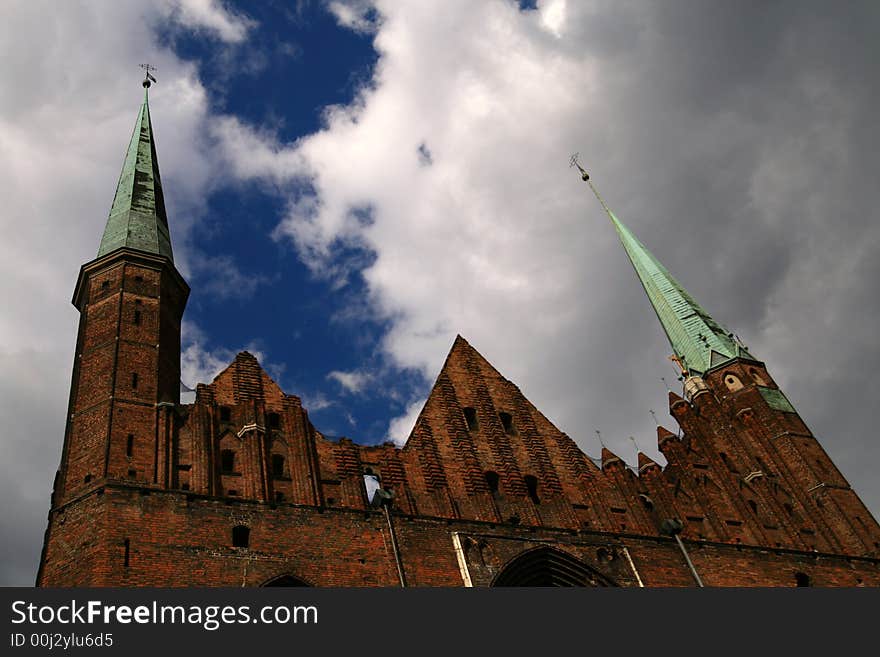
98;84;173;261
573;160;752;375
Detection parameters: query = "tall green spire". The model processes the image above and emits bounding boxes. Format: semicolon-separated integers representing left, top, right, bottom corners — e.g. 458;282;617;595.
98;84;173;261
573;161;752;375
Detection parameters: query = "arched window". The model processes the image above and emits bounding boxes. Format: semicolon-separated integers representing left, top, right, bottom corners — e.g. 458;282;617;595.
262;575;311;587
723;373;743;391
795;572;811;587
493;547;616;587
221;449;236;474
749;368;768;386
232;525;250;548
524;475;540;505
271;454;286;478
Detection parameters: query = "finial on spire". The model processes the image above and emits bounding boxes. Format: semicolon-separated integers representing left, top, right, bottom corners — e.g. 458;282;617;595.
649;408;659;426
569;153;618;218
569;152;590;181
595;429;605;448
140;63;158;89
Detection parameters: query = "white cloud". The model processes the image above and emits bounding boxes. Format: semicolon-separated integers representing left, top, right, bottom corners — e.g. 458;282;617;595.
209;0;880;523
326;0;380;34
181;321;268;387
158;0;256;43
387;398;425;446
327;369;372;394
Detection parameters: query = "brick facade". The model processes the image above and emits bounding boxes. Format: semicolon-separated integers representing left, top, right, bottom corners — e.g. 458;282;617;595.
37;303;880;586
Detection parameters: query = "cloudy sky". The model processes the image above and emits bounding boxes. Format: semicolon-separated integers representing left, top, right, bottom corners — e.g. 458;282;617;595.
1;0;878;586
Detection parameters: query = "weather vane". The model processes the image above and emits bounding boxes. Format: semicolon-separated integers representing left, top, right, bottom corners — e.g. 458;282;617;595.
140;63;158;88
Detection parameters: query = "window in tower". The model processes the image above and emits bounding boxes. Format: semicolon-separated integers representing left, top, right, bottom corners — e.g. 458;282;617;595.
221;449;236;474
463;407;479;431
126;434;134;457
232;525;250;549
219;406;231;423
133;310;141;326
499;412;516;435
524;475;540;504
748;499;758;514
123;538;130;568
268;412;281;430
131;372;138;389
723;373;743;391
749;368;768;386
271;454;286;479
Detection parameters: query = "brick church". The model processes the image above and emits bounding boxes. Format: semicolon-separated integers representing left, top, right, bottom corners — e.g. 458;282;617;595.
37;83;880;587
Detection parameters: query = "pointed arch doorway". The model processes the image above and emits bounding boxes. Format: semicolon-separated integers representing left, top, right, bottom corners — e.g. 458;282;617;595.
492;547;616;587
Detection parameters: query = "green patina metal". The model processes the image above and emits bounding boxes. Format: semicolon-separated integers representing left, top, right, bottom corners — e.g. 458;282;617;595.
98;88;173;261
758;386;796;413
606;209;744;375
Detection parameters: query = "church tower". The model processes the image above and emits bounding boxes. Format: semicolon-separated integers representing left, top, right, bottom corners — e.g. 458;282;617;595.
37;79;189;584
575;163;879;557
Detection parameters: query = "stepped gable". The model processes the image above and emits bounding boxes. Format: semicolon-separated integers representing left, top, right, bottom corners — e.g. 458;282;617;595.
205;351;288;406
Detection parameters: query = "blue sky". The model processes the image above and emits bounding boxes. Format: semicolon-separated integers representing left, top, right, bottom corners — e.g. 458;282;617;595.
160;4;407;441
2;0;879;585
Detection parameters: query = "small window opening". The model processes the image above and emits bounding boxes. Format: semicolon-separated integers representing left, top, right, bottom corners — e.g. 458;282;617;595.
499;412;516;435
232;525;250;548
133;310;141;325
724;373;743;391
363;472;381;505
748;499;758;514
84;474;93;484
181;483;190;491
126;434;134;457
123;538;130;568
101;280;110;289
131;372;138;389
268;413;281;430
795;572;811;587
271;454;286;478
221;449;236;474
485;471;500;495
784;503;794;516
134;275;143;283
463;407;478;431
127;469;136;478
219;406;231;422
749;368;767;386
275;491;285;502
524;475;540;504
227;489;238;496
